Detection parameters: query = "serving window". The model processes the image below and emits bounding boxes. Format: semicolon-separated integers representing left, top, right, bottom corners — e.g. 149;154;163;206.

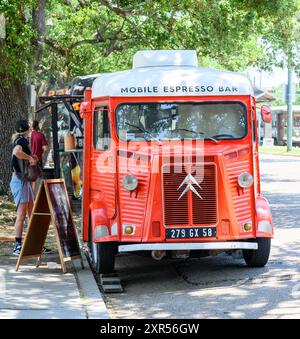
93;106;111;150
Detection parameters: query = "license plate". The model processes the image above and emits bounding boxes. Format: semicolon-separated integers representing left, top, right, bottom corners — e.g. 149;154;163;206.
166;227;216;239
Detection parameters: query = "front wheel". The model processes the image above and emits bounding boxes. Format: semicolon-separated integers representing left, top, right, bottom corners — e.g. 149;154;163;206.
90;242;117;274
243;238;271;268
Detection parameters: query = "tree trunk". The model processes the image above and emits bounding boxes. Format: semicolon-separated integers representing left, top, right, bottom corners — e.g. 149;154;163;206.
0;78;28;194
33;0;46;66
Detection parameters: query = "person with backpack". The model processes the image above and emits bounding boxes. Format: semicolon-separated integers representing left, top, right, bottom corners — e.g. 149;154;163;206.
10;120;37;255
10;120;52;257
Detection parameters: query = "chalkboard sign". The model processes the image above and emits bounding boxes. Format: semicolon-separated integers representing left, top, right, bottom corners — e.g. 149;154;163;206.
16;179;83;273
46;181;81;259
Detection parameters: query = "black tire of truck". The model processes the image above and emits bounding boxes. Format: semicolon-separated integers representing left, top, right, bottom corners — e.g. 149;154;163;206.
243;238;271;268
90;241;117;274
87;215;117;274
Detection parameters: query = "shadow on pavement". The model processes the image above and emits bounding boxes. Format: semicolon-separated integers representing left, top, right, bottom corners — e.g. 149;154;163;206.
107;248;300;319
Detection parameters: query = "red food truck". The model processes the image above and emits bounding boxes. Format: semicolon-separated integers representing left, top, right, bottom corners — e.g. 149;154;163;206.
80;50;274;273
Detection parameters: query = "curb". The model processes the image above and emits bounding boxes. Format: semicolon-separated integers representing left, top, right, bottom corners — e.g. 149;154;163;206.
73;254;111;319
260;152;300;158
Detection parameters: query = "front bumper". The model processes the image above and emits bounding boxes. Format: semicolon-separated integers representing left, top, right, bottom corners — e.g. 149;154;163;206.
118;241;258;252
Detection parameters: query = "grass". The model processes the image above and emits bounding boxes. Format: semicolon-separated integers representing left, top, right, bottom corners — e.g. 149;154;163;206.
0;194;82;257
0;195;16;256
0;195;16;237
259;146;300;156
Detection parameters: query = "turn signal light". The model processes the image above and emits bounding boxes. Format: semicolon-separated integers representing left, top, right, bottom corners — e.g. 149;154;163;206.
243;222;252;232
124;225;134;235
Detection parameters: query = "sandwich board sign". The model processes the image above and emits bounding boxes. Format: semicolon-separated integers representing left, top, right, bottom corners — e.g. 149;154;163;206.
16;179;83;273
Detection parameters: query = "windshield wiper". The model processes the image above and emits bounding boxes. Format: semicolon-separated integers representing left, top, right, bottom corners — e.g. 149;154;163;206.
174;128;218;143
125;122;161;144
212;133;234;139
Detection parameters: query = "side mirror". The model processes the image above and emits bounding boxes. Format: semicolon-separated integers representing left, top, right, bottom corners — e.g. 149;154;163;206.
80;101;91;119
80;87;92;119
261;106;272;123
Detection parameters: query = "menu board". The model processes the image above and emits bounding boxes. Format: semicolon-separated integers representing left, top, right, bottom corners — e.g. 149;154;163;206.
16;179;83;273
46;181;81;259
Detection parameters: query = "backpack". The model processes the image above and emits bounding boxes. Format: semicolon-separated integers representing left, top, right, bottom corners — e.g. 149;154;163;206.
12;136;42;182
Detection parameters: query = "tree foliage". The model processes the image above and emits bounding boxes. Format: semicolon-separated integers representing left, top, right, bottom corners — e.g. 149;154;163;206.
0;0;37;82
1;0;300;193
1;0;300;85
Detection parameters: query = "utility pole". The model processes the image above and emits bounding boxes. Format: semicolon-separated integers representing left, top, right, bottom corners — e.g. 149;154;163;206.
287;66;293;152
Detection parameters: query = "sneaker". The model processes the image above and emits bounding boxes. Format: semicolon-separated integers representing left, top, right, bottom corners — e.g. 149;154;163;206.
13;243;22;256
42;247;52;255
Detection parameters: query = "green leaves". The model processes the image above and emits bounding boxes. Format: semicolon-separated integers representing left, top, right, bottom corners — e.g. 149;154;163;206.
1;0;300;85
0;0;37;80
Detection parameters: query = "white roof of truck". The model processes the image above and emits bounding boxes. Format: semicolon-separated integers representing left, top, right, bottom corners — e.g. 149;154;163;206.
92;50;253;98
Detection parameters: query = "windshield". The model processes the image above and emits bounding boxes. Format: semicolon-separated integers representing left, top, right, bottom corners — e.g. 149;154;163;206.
116;102;247;141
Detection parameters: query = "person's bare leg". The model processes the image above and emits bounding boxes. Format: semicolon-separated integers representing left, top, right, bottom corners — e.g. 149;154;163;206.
32;180;37;195
27;199;34;219
14;203;28;238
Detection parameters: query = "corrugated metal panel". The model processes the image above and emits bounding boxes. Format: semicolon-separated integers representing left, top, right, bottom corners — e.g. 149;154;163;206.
163;170;189;225
192;165;217;225
118;158;150;229
226;160;253;224
163;164;217;226
90;154;116;218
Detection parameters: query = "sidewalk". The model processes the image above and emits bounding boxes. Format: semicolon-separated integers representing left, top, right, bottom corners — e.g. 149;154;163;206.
0;249;110;319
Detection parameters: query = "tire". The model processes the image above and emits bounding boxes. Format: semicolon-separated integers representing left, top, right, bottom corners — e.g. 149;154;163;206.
243;238;271;268
90;241;116;274
88;220;116;274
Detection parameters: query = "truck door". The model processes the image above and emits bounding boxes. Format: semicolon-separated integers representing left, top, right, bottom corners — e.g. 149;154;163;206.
90;105;117;219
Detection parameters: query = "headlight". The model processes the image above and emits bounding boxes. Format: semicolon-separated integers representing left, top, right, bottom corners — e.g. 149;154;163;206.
238;172;254;188
122;175;138;191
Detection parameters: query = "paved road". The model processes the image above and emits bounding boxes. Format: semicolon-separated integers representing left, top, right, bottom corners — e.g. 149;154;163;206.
105;154;300;319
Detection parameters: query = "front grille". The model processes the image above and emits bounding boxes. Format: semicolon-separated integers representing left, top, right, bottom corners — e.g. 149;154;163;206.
163;164;217;226
163;171;189;225
192;165;217;224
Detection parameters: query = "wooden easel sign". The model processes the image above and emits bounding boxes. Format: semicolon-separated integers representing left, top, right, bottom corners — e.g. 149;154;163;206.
16;179;84;273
